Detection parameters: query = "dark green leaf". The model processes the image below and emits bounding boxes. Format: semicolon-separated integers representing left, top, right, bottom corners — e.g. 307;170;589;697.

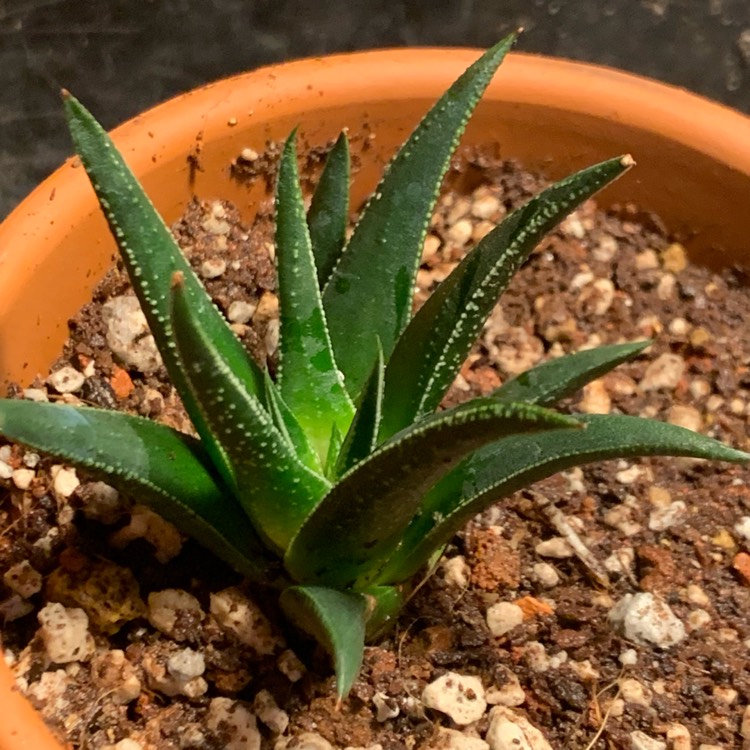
379;156;633;440
378;414;749;582
170;272;330;553
276;132;355;461
63;93;266;482
308;132;350;287
0;400;276;582
335;341;385;476
285;400;580;588
322;35;517;402
280;585;367;699
492;340;650;406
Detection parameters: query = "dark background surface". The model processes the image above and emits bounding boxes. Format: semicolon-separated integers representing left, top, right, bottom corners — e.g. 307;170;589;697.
2;0;750;219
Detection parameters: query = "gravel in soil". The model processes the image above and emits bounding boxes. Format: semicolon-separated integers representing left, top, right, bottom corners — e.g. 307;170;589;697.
1;149;750;750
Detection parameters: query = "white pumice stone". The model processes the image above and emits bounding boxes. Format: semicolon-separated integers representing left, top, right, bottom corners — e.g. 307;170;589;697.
421;672;487;725
485;707;553;750
486;602;524;637
210;587;283;655
11;468;35;490
167;648;205;681
207;698;261;750
228;299;257;324
3;560;42;598
51;465;79;498
147;589;204;637
283;732;333;750
200;258;227;278
37;602;95;663
423;728;489;750
609;593;686;648
102;295;163;374
629;731;666;750
47;365;85;394
640;353;685;391
253;689;289;734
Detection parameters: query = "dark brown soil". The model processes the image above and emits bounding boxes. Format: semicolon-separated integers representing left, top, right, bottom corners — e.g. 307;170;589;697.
1;150;749;750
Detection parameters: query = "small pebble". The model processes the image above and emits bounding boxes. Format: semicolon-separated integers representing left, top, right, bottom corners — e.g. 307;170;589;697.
421;672;487;725
200;258;227;278
102;295;162;374
609;593;686;648
425;728;488;750
630;731;666;750
211;587;283;655
734;516;750;541
3;560;42;598
37;602;95;663
285;732;334;750
206;697;261;750
372;691;400;722
148;589;204;638
253;689;290;734
577;379;611;414
51;465;79;499
532;562;560;588
228;300;257;324
485;667;525;707
618;649;638;666
648;500;687;531
446;218;473;247
23;387;48;402
442;555;470;588
534;537;574;558
640;353;685;391
667;404;703;432
619;678;651;706
277;649;306;682
661;242;687;273
11;468;35;490
167;648;205;681
485;706;553;750
47;366;85;394
486;602;524;637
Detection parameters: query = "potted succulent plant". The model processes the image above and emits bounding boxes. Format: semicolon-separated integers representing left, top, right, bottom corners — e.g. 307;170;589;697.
2;35;750;749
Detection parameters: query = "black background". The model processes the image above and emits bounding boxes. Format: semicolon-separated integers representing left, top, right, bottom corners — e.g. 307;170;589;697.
2;0;750;219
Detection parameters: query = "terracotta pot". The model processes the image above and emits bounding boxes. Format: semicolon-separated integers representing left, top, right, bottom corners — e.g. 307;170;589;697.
1;48;750;749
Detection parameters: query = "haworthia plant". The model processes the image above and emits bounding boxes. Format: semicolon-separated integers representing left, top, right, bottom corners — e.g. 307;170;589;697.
1;34;747;699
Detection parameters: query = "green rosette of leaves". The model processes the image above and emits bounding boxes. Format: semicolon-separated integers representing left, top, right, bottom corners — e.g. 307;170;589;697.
1;34;746;697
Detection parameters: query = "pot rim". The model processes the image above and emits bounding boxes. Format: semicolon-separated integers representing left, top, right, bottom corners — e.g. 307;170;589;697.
1;47;750;750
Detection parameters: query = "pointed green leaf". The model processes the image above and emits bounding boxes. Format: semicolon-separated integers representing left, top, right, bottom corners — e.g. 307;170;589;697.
335;342;385;476
276;132;355;461
492;340;650;406
279;585;367;699
263;370;323;475
0;400;276;582
323;35;517;401
170;272;330;553
285;400;580;588
379;155;634;440
379;414;750;583
63;93;266;482
308;132;350;287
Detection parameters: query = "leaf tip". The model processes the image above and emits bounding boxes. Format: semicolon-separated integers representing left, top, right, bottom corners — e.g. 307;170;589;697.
171;270;185;289
621;154;636;169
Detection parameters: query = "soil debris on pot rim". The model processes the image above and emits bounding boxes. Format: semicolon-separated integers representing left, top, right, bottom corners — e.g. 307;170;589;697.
1;149;750;750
